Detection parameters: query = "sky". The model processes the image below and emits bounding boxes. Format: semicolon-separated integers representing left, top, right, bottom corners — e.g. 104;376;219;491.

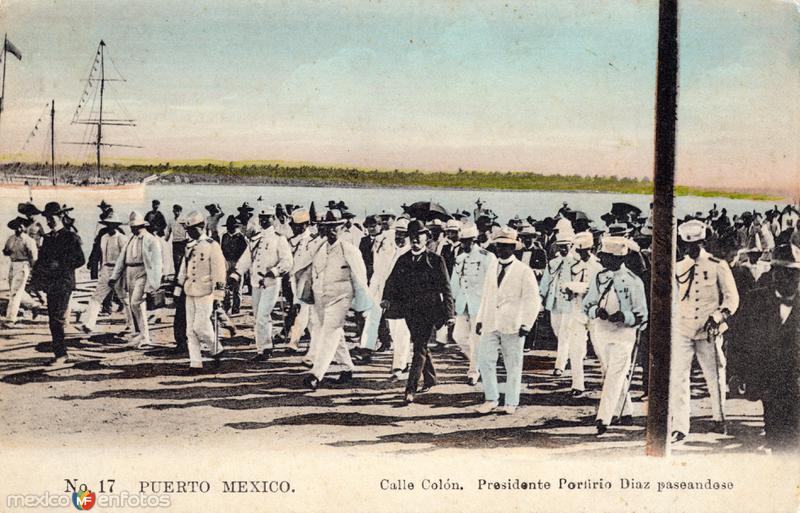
0;0;797;193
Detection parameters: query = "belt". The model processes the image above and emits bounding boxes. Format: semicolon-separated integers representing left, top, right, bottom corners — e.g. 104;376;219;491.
126;262;145;267
104;263;116;267
10;259;29;263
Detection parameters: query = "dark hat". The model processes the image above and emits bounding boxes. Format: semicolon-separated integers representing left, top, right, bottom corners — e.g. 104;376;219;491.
97;200;112;211
7;216;28;230
363;215;378;226
407;220;430;236
237;202;254;212
452;210;471;220
224;215;240;228
152;199;161;205
42;201;67;217
204;203;220;214
17;202;41;217
318;210;346;225
99;214;124;226
341;210;356;219
173;203;183;211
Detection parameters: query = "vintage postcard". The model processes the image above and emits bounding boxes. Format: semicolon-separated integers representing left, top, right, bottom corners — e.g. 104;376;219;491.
0;1;798;512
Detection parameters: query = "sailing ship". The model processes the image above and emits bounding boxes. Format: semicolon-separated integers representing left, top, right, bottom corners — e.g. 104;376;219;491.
0;39;148;201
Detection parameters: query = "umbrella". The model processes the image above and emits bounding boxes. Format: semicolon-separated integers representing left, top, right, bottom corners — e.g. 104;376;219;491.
563;210;590;223
405;201;451;222
611;202;642;219
309;201;317;223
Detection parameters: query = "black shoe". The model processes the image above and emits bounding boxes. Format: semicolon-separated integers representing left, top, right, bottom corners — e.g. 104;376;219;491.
403;391;415;404
300;360;313;369
709;421;727;435
250;350;272;362
337;371;353;384
432;341;446;351
184;367;204;376
402;364;410;373
224;325;237;338
273;334;286;345
467;376;477;386
596;420;607;435
570;389;584;398
376;342;391;352
553;369;563;377
619;415;634;426
353;352;373;365
670;431;686;444
302;374;319;391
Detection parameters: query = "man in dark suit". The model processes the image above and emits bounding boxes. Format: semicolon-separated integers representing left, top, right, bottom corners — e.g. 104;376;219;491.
382;220;455;404
729;243;800;452
30;202;85;364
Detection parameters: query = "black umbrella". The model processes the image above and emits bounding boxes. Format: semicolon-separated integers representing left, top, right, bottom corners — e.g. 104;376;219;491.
611;202;642;219
405;201;451;222
309;201;317;223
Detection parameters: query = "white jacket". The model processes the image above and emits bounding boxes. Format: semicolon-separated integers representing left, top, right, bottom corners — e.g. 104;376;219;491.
476;257;541;335
235;226;293;289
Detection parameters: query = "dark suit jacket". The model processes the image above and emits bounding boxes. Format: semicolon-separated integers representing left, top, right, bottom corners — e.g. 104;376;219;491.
383;250;454;327
32;228;85;292
359;235;376;280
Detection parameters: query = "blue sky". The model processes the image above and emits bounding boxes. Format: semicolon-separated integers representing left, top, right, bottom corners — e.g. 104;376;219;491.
0;0;797;191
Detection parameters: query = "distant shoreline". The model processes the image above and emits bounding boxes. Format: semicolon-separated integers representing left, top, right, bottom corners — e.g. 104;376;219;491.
0;162;786;201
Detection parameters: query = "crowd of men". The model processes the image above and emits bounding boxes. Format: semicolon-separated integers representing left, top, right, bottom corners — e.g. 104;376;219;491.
2;196;799;451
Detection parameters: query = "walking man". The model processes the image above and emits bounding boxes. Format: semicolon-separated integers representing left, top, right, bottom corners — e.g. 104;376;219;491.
110;211;163;348
3;217;37;327
539;232;574;375
233;206;293;362
383;220;454;404
30;202;85;364
474;227;540;415
670;219;739;443
303;210;371;389
450;222;497;385
220;215;248;314
175;211;227;373
583;236;648;435
81;215;127;334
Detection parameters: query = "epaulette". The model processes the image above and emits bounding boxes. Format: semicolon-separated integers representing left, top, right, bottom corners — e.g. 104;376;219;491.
709;256;720;263
477;248;489;255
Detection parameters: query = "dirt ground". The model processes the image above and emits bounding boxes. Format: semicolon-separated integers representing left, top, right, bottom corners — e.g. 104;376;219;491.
0;274;766;456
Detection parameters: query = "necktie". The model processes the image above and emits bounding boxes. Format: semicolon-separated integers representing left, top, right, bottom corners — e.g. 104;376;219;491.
498;262;510;285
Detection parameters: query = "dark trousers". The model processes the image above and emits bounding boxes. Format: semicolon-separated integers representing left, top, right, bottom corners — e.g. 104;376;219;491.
405;318;437;393
224;262;241;314
172;241;187;278
46;287;72;358
762;378;800;451
378;316;392;345
173;292;187;351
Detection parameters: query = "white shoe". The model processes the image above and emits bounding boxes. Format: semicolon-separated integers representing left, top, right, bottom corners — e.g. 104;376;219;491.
137;338;157;349
474;401;499;414
503;406;517;415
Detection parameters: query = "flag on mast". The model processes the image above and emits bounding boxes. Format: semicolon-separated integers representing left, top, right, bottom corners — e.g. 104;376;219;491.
4;38;22;61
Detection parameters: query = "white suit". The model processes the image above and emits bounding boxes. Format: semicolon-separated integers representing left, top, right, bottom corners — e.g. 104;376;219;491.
476;257;540;407
235;226;293;352
84;231;126;331
111;231;163;343
3;232;37;324
559;254;602;391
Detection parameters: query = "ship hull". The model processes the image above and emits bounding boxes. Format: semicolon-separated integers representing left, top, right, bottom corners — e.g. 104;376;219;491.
0;182;146;203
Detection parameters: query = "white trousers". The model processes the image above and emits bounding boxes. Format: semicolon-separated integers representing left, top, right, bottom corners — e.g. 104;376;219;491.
454;313;480;380
310;295;355;380
669;333;726;435
561;312;589;391
84;266;124;331
288;303;310;345
5;261;30;323
124;267;149;341
186;294;216;368
252;285;280;352
389;318;411;371
477;331;525;407
594;320;636;424
550;311;569;371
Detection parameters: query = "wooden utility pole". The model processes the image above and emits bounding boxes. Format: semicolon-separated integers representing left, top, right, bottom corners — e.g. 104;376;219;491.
647;0;679;457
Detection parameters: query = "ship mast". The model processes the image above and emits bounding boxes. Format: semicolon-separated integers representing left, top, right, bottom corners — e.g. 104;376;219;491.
96;41;104;178
50;99;55;186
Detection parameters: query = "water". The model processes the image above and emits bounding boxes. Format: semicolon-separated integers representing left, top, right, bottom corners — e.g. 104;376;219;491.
0;183;781;257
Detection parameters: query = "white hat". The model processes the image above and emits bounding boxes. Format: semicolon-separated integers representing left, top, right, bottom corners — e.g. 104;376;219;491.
259;205;276;216
459;222;479;239
393;218;409;232
493;226;521;248
446;219;461;231
572;231;594;250
520;225;537;236
291;208;310;224
640;224;653;236
555;230;574;244
678;219;707;243
427;219;444;227
600;236;630;256
378;209;396;219
181;210;205;228
128;210;149;227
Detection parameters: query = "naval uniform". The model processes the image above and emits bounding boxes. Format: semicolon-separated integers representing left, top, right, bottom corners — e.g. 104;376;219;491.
583;264;648;425
3;232;37;324
539;252;576;369
176;235;227;368
234;226;293;353
671;248;739;436
30;228;85;358
449;245;497;381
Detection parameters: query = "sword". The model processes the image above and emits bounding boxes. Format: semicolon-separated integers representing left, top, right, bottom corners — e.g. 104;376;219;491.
618;323;646;420
707;326;727;423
